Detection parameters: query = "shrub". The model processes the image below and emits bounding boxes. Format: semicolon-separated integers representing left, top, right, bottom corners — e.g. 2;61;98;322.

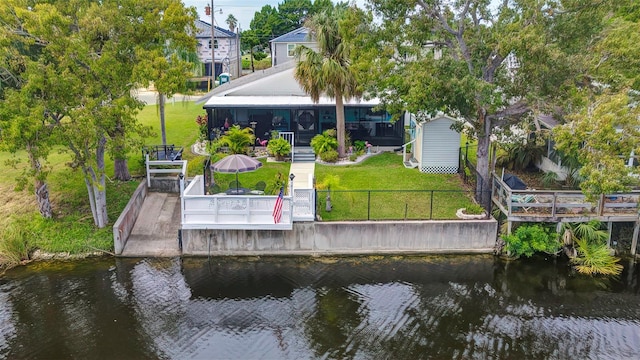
266;137;291;160
311;130;338;155
465;203;485;215
0;215;38;268
253;52;267;61
353;140;366;152
571;238;623;276
349;153;358;162
217;125;254;154
195;114;208;141
502;224;560;258
320;150;339;163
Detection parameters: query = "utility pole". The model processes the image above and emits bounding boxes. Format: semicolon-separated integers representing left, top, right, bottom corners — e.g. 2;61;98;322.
205;1;216;89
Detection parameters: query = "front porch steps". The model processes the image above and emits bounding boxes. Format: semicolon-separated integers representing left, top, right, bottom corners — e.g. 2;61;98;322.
293;147;316;162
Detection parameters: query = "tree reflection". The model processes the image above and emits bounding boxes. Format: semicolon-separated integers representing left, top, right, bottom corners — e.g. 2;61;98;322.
305;287;365;359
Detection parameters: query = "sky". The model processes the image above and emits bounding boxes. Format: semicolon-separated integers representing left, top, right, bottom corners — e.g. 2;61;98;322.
182;0;366;32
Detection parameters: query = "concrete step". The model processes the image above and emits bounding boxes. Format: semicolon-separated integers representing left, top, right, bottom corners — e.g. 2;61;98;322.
293;151;316;162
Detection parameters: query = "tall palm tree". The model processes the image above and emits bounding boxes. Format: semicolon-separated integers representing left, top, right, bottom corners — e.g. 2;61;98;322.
294;8;360;158
226;14;238;33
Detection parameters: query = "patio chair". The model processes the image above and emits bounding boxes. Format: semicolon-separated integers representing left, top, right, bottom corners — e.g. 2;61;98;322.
208;183;221;195
250;181;266;195
228;180;242;190
512;194;537;213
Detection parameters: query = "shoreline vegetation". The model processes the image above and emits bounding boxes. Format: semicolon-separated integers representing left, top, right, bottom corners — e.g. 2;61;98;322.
0;102;477;270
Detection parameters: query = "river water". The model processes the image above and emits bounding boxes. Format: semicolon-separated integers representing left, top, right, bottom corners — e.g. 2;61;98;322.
1;255;639;359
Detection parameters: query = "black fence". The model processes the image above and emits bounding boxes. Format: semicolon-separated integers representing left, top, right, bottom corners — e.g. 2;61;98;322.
142;144;183;162
458;144;488;206
315;189;481;221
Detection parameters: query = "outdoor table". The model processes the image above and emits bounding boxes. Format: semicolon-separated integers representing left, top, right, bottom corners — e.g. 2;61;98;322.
225;187;250;195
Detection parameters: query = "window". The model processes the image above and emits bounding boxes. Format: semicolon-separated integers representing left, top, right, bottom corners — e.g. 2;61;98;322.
208;39;218;49
287;44;296;57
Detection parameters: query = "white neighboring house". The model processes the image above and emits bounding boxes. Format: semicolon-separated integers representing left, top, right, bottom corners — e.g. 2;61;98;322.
269;27;318;67
195;19;241;79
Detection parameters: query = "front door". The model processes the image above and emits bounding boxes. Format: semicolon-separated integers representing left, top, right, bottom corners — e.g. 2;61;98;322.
294;109;316;146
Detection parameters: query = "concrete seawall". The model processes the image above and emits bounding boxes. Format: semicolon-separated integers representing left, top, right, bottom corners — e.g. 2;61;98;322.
181;219;498;256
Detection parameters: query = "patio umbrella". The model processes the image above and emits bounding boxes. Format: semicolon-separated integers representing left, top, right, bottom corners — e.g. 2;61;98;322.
211;154;262;192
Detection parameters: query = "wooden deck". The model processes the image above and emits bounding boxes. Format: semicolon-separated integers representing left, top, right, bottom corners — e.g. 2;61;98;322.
492;174;640;223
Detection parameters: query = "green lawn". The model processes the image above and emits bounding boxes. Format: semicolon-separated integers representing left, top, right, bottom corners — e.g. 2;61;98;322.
314;153;475;220
1;102;474;263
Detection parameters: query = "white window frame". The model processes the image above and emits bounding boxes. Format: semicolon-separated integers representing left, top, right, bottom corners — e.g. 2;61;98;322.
287;43;296;57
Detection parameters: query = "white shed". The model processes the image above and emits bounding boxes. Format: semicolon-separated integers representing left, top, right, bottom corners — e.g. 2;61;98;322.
413;115;461;173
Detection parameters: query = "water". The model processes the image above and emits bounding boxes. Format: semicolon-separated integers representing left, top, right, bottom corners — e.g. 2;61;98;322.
1;255;640;359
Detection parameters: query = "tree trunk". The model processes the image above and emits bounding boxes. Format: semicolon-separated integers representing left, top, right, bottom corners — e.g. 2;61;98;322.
114;156;131;181
159;92;167;145
335;91;346;158
35;181;52;219
475;110;493;211
26;143;52;218
250;48;255;72
84;135;109;228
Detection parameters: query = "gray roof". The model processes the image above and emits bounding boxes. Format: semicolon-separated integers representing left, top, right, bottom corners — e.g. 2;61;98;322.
270;27;312;43
195;19;235;39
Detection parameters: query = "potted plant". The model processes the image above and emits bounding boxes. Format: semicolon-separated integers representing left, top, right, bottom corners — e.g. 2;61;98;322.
456;203;487;219
266;137;291;161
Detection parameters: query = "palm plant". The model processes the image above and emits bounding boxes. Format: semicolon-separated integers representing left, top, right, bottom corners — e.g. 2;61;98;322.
226;14;238;33
560;221;623;276
294;8;360;158
216;125;254;154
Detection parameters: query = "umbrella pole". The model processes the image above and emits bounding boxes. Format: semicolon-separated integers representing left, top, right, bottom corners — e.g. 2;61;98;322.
235;171;239;192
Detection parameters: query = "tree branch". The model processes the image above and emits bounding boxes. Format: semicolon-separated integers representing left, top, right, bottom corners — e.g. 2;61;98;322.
487;100;531;127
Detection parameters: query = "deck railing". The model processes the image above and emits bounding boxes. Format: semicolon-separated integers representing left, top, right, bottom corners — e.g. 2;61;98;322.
492;173;640;220
181;175;294;230
145;154;187;188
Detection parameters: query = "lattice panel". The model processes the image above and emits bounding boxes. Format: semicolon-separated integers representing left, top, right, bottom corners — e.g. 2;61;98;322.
420;165;458;174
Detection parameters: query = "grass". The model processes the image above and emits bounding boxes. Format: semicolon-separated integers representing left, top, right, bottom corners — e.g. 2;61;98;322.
1;101;473;263
315;153;475;220
0;101;204;261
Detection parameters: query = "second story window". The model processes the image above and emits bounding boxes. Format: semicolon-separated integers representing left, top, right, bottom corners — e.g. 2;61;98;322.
209;39;218;49
287;44;296;57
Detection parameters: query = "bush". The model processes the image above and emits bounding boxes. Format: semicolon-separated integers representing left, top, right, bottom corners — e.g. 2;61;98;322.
353;140;366;152
465;203;485;215
0;215;39;268
320;150;339;163
311;130;338;155
266;137;291;160
571;238;623;275
502;224;560;258
217;125;254;154
349;153;358;162
253;52;267;61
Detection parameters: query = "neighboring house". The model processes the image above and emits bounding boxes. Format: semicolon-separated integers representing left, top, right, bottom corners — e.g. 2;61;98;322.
269;27;318;67
195;19;241;79
201;62;403;148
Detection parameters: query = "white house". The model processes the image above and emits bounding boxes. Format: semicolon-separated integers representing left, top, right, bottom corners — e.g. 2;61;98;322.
195;19;241;79
269;27;318;67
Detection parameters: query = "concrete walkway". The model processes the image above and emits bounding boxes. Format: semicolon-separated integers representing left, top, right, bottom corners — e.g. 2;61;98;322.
121;192;181;257
289;162;315;192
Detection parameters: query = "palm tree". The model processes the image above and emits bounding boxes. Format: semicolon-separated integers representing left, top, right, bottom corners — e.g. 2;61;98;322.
294;8;360;158
226;14;238;33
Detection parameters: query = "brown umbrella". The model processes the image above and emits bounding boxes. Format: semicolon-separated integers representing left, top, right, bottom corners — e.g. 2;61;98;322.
211;154;262;192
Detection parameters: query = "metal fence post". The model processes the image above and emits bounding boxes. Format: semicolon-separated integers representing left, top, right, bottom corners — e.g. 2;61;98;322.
430;190;434;220
367;191;371;220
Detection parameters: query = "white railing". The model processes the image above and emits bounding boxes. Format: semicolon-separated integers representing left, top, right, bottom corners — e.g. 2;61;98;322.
292;188;315;221
181;176;293;230
279;131;295;156
146;154;188;187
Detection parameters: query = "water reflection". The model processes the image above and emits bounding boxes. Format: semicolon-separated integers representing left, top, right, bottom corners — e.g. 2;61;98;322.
0;255;639;359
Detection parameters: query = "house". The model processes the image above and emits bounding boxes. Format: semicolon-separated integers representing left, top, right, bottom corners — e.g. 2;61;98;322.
269;27;318;67
195;19;241;80
201;63;404;148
